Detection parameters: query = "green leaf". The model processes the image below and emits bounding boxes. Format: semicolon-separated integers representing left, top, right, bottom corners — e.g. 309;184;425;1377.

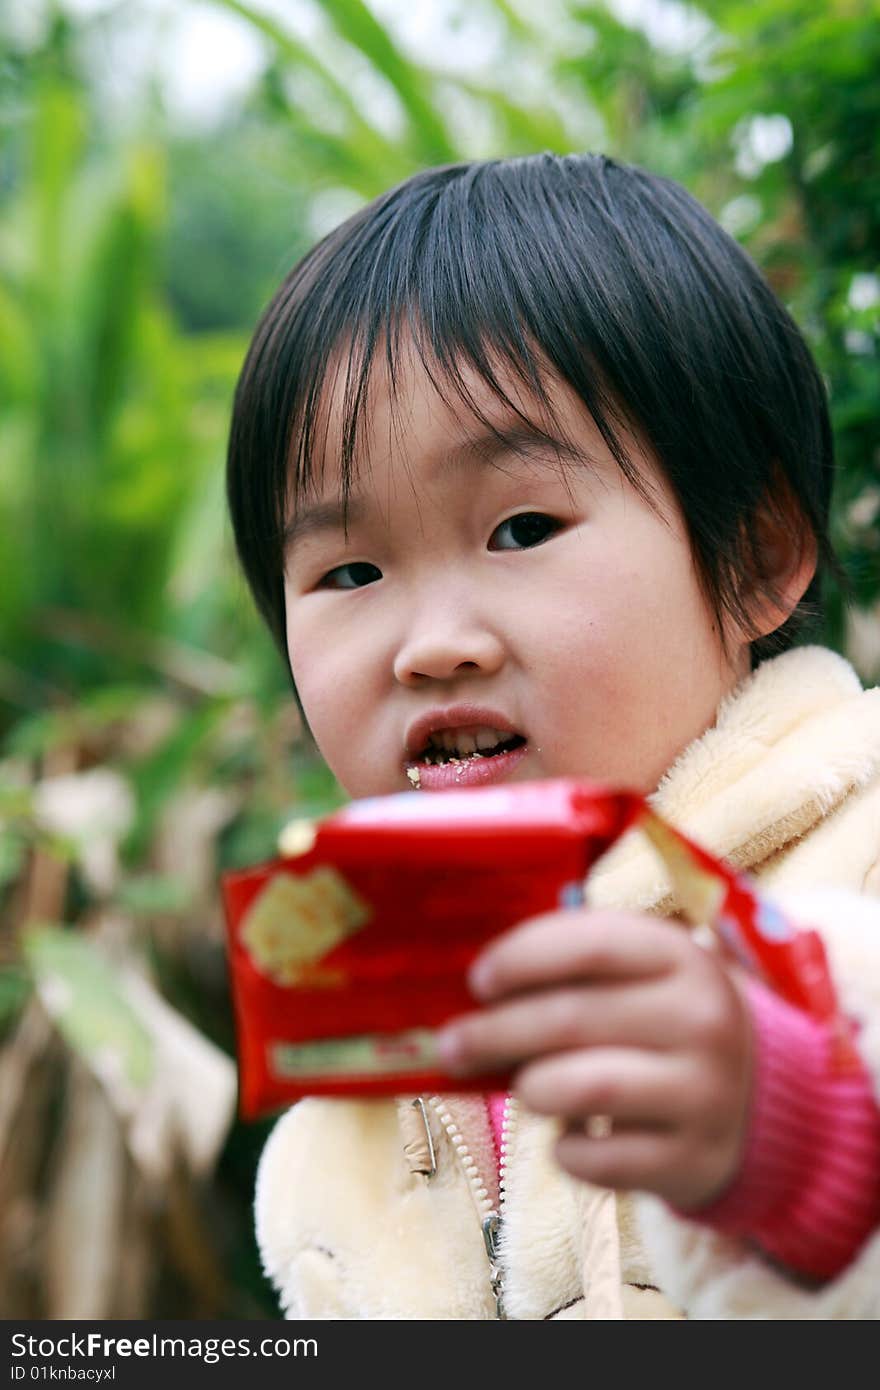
33;77;87;289
0;967;30;1038
116;872;193;916
23;925;154;1089
80;149;161;447
124;699;231;861
214;0;405;173
315;0;457;163
456;81;574;154
0;828;25;889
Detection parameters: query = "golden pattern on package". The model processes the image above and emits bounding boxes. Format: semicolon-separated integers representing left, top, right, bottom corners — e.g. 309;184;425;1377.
241;866;372;986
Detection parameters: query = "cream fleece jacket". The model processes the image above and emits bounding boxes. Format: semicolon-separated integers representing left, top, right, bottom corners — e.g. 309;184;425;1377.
254;646;880;1319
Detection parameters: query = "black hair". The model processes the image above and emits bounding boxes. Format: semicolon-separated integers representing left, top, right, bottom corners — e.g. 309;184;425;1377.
227;152;841;670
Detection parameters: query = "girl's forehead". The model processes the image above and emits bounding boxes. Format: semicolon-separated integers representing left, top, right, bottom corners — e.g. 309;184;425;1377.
299;335;626;501
325;338;556;440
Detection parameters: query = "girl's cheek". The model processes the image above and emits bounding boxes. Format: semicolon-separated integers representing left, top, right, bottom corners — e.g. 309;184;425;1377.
289;627;383;763
292;658;349;734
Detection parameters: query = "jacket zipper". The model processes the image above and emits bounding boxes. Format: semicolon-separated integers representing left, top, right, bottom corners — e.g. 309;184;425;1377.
428;1094;518;1319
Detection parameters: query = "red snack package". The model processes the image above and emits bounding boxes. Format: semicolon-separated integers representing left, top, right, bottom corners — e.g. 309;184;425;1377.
221;779;854;1119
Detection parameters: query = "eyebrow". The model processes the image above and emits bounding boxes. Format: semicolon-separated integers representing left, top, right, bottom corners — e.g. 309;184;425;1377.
281;423;592;552
282;497;367;551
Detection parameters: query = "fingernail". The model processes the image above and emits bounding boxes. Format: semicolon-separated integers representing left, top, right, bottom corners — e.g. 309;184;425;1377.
436;1026;465;1072
467;959;493;999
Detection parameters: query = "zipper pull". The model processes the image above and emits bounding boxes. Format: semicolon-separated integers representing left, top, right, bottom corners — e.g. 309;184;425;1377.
481;1213;507;1319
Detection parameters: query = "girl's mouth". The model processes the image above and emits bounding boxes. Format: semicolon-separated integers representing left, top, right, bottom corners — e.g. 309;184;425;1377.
405;731;528;790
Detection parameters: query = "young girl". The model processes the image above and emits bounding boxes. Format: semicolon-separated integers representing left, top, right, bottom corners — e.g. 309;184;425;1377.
226;153;880;1319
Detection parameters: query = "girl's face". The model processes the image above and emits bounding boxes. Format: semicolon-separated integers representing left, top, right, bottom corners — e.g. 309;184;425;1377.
282;348;751;800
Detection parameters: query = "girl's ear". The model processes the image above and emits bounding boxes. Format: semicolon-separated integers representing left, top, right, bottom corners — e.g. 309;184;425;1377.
743;491;818;641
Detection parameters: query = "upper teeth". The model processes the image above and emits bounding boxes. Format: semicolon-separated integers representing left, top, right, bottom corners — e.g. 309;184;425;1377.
427;726;510;755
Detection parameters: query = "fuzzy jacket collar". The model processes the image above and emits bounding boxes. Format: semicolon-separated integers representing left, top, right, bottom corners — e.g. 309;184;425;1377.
587;645;880;915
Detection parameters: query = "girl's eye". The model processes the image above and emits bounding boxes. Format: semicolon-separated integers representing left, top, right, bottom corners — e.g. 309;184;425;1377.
488;512;564;551
316;561;382;590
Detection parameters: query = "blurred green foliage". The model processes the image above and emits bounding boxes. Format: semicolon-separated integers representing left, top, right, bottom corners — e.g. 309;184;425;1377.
0;0;877;1319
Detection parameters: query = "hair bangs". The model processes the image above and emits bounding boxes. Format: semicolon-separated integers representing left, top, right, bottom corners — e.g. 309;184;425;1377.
283;163;650;540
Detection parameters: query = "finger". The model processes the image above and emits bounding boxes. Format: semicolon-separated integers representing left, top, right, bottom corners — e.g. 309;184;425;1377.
438;979;681;1074
553;1128;681;1194
514;1048;694;1127
469;910;685;1001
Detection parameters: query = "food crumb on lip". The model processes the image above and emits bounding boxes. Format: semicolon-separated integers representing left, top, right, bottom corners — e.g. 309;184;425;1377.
406;766;421;789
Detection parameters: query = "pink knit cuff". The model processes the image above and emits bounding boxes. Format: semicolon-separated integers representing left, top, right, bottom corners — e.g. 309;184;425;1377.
685;979;880;1280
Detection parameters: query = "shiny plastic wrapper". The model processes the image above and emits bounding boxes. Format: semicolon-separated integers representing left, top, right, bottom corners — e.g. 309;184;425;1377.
221;779;855;1118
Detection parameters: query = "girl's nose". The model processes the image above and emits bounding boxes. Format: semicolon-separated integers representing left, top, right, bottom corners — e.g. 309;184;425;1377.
393;617;506;687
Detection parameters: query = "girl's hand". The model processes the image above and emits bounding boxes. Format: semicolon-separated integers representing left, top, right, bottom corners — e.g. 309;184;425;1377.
437;910;755;1210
